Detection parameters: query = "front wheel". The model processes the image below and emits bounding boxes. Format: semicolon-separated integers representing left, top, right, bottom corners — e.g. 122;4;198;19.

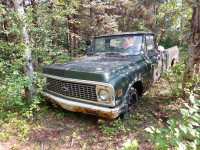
124;87;139;116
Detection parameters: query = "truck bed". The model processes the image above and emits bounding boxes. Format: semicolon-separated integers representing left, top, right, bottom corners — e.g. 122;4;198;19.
165;46;179;68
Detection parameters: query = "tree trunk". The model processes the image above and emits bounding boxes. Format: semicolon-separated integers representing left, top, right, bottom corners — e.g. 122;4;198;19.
66;15;71;53
90;0;95;28
67;15;76;57
12;0;35;102
48;1;57;46
31;0;37;26
182;0;200;97
1;0;10;42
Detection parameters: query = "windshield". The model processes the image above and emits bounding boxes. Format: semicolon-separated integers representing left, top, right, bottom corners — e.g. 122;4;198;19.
87;35;143;55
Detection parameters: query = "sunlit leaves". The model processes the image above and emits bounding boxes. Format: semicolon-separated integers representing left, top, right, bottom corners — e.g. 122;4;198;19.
145;94;200;149
156;0;192;48
122;139;138;150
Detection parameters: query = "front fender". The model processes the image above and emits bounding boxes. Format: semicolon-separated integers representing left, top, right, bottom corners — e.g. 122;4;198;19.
108;67;143;106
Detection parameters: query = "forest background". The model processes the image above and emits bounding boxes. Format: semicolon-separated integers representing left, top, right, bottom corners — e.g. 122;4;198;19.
0;0;200;149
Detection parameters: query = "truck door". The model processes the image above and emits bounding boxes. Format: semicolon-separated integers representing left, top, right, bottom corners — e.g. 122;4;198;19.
146;35;162;83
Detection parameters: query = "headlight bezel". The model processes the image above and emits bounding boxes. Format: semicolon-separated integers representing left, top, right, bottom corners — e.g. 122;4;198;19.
96;85;115;106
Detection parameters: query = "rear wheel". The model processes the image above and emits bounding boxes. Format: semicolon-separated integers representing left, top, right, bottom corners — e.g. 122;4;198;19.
124;87;139;116
171;59;175;67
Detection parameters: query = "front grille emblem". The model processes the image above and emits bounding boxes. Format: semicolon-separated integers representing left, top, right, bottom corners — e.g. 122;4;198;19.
61;86;68;92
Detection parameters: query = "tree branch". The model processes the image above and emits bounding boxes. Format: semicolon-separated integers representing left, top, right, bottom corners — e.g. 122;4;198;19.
186;0;196;5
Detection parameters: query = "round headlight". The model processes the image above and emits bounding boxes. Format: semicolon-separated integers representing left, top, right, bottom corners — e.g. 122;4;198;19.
98;90;109;101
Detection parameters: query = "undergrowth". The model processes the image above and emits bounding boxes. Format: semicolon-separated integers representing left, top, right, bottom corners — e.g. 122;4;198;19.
99;118;127;137
145;63;200;150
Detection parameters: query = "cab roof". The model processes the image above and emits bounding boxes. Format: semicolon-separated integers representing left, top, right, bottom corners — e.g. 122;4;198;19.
96;31;154;38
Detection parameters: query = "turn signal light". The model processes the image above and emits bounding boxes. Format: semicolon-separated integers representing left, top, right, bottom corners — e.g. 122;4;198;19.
117;89;122;97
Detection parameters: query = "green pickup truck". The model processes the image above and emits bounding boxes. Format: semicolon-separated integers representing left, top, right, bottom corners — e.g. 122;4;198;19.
42;32;179;119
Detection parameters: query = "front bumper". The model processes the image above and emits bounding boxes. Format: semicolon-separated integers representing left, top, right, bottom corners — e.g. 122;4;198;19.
41;91;121;119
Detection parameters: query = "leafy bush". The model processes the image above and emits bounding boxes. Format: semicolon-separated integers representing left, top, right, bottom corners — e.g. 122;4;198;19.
162;63;185;97
145;94;200;149
145;61;200;149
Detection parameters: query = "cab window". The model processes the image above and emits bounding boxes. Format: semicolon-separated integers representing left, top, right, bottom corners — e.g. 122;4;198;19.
146;35;155;51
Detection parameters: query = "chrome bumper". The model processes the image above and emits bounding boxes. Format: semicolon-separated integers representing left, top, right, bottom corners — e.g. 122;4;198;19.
41;91;121;119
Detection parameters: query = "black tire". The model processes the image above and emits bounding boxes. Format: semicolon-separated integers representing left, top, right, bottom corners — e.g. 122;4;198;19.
171;59;174;67
124;87;139;116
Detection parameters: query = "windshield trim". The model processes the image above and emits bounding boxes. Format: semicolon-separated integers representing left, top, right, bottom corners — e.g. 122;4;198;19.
86;35;144;56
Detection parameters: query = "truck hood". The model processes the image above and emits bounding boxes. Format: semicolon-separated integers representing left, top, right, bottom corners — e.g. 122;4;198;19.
43;56;142;82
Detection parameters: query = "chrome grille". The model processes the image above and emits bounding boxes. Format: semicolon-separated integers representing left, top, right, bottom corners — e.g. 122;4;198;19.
46;78;97;101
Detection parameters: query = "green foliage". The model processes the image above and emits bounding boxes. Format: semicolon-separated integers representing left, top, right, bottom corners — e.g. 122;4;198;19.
12;118;30;140
10;143;19;149
26;1;78;65
158;36;180;49
0;2;66;142
57;112;65;120
0;2;45;116
162;61;200;95
0;112;30;141
145;95;200;150
53;53;74;64
99;118;126;137
162;63;185;97
0;0;78;124
74;43;89;55
179;50;187;62
124;114;143;130
122;139;138;150
145;59;200;149
99;122;115;137
0;132;10;141
155;0;192;48
66;113;78;120
60;136;67;143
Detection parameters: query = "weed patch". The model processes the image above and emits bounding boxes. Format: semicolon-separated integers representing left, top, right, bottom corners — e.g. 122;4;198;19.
99;118;127;137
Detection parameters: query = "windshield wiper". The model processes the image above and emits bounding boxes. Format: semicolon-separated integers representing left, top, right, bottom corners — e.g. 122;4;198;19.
87;52;100;56
105;52;121;56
